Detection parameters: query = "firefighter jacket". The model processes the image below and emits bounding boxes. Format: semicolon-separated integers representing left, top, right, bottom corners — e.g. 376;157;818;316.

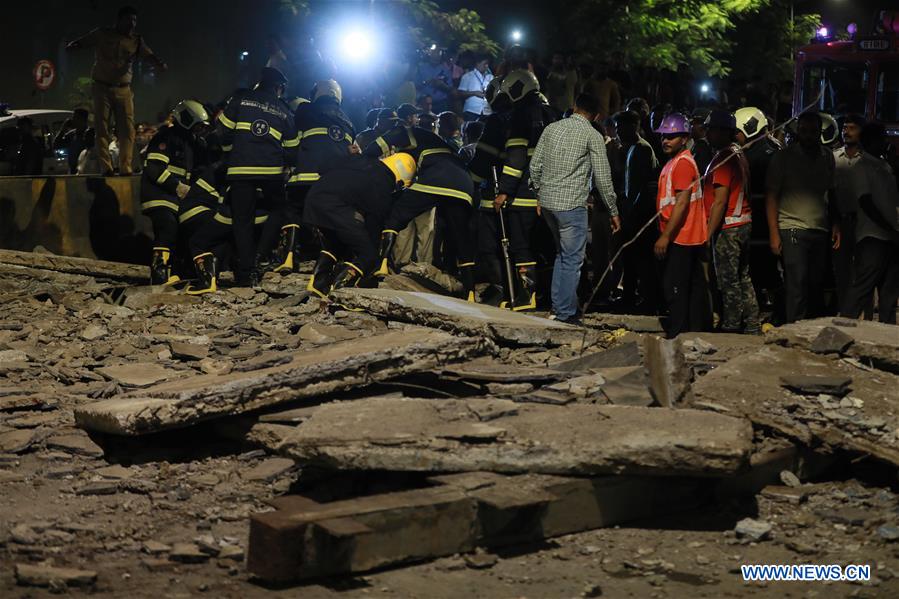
289;98;355;186
217;88;299;180
468;111;510;209
178;161;226;226
495;94;556;210
363;125;474;206
140;125;197;213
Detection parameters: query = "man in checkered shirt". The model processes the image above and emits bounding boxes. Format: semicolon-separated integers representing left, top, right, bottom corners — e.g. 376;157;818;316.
530;93;620;324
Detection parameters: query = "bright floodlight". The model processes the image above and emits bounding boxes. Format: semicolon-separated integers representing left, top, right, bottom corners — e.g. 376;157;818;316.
817;26;829;38
342;30;372;61
511;30;522;42
700;83;710;94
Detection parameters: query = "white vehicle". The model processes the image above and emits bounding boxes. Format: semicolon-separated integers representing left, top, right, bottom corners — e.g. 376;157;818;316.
0;109;74;176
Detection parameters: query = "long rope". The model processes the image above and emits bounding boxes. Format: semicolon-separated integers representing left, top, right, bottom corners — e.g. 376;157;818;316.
581;92;826;315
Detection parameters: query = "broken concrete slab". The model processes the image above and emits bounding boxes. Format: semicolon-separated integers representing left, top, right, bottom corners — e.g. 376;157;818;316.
779;374;852;396
168;341;209;361
694;345;899;467
810;326;854;355
243;458;296;482
581;312;664;333
296;322;357;345
549;341;643;373
247;471;709;582
45;433;104;457
643;336;692;407
0;429;38;453
768;318;899;373
599;367;655;407
330;288;594;347
95;363;182;388
275;397;752;477
439;357;565;384
14;563;98;588
75;329;493;435
0;248;146;283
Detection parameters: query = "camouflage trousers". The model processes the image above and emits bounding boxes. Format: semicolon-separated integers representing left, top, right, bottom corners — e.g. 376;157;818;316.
714;224;760;333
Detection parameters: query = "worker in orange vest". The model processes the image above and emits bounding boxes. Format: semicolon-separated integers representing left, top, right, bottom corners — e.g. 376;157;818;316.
653;112;713;337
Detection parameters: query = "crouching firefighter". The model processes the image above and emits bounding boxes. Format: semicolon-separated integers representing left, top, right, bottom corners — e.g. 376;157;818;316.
141;100;210;285
303;153;417;297
363;122;477;301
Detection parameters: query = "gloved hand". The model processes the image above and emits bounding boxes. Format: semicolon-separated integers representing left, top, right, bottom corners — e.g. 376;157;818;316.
176;182;190;199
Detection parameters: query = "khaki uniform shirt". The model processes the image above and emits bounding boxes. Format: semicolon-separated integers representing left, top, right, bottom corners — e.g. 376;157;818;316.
78;27;155;85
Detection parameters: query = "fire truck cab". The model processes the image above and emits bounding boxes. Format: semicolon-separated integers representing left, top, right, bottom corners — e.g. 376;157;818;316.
793;11;899;141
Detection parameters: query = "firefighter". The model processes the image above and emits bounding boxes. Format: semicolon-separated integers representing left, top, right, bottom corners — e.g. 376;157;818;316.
141;99;210;285
176;134;226;271
468;75;513;305
363;119;478;301
303;153;417;296
272;80;356;274
734;106;784;319
214;66;299;287
491;69;557;311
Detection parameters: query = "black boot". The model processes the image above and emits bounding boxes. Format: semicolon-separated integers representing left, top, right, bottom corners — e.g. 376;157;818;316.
330;262;363;291
373;229;398;277
150;247;180;286
186;253;217;295
273;224;300;274
307;250;337;298
458;262;476;302
512;264;538;311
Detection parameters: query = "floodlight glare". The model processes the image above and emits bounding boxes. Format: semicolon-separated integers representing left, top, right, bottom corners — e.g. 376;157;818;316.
342;30;372;61
700;83;710;94
817;26;829;38
511;30;522;42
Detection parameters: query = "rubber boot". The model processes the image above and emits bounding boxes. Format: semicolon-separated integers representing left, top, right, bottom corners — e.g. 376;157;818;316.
480;256;505;306
185;252;217;295
373;230;398;277
150;247;180;286
512;264;538;311
329;262;363;292
458;262;476;302
273;224;300;274
307;250;337;298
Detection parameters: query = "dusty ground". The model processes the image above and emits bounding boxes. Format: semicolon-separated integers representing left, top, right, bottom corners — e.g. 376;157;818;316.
2;264;898;598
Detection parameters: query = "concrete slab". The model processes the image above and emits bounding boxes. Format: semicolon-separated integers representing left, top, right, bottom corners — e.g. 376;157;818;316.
275;397;752;477
74;329;493;435
330;288;596;347
693;345;899;467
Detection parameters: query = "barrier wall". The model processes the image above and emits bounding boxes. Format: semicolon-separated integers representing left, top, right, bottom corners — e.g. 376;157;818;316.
0;175;152;264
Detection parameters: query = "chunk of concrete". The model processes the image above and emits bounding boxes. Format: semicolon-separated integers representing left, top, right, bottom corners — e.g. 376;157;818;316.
95;363;180;388
549;341;642;373
330;288;592;347
809;326;854;355
14;563;97;588
75;329;492;435
779;375;852;396
275;397;752;477
643;335;692;407
768;318;899;374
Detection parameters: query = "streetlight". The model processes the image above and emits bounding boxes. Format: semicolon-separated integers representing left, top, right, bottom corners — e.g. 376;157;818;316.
510;30;522;42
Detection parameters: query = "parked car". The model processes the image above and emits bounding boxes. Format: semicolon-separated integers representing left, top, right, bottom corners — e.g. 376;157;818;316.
0;108;73;176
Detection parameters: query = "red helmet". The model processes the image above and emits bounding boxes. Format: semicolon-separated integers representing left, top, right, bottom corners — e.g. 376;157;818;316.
654;112;691;135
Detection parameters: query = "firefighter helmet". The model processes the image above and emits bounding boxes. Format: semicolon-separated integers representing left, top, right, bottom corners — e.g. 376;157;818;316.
820;112;839;145
311;79;343;104
171;100;210;130
499;69;539;104
380;152;417;188
485;76;506;109
734;107;767;139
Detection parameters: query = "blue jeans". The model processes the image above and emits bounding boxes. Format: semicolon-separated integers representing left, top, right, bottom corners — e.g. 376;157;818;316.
542;207;588;320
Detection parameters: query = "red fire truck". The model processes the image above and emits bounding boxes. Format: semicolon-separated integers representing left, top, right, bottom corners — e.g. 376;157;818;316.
793;10;899;141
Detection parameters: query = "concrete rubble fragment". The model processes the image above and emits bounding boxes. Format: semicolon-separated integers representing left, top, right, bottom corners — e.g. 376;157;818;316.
14;563;98;588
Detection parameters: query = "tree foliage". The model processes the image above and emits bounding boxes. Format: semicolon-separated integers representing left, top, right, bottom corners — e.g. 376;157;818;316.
565;0;769;76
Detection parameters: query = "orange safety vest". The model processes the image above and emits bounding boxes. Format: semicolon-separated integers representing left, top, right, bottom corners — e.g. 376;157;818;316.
703;144;752;230
657;149;707;246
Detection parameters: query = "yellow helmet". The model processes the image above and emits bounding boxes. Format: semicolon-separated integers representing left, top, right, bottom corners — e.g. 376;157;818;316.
380;152;417;187
311;79;342;104
171;100;209;130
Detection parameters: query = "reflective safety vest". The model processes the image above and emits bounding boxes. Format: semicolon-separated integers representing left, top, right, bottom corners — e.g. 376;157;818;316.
657;149;707;246
704;144;752;230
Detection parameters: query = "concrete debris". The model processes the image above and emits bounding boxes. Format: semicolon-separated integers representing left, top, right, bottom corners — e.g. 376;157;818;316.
169;542;210;563
75;329;492;435
779;470;801;488
274;397;752;477
45;433;104;457
643;336;692;407
14;563;98;588
243;457;296;482
96;363;181;388
549;341;643;372
734;518;772;542
169;340;209;361
0;429;38;453
779;374;852;396
809;326;854;354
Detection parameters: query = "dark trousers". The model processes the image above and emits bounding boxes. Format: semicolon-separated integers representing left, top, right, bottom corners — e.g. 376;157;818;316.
660;243;713;338
507;208;538;266
385;192;475;266
843;237;899;324
230;180;286;279
780;228;828;323
146;207;178;249
591;208;622;301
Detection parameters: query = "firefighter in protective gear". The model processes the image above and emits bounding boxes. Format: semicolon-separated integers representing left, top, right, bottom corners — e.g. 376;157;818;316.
303;153;416;296
274;79;356;275
215;66;298;287
363;121;478;302
141;99;210;285
820;113;839;147
490;69;556;311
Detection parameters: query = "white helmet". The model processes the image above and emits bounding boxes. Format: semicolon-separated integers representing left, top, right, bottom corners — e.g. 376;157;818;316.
499;69;539;104
311;79;343;104
734;107;767;139
820;112;839;145
288;97;310;112
171;100;209;130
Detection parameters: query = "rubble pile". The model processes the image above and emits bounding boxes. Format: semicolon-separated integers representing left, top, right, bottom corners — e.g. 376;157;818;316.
1;249;898;597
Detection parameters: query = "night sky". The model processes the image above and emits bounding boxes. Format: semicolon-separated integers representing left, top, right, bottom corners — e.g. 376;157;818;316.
0;0;887;121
